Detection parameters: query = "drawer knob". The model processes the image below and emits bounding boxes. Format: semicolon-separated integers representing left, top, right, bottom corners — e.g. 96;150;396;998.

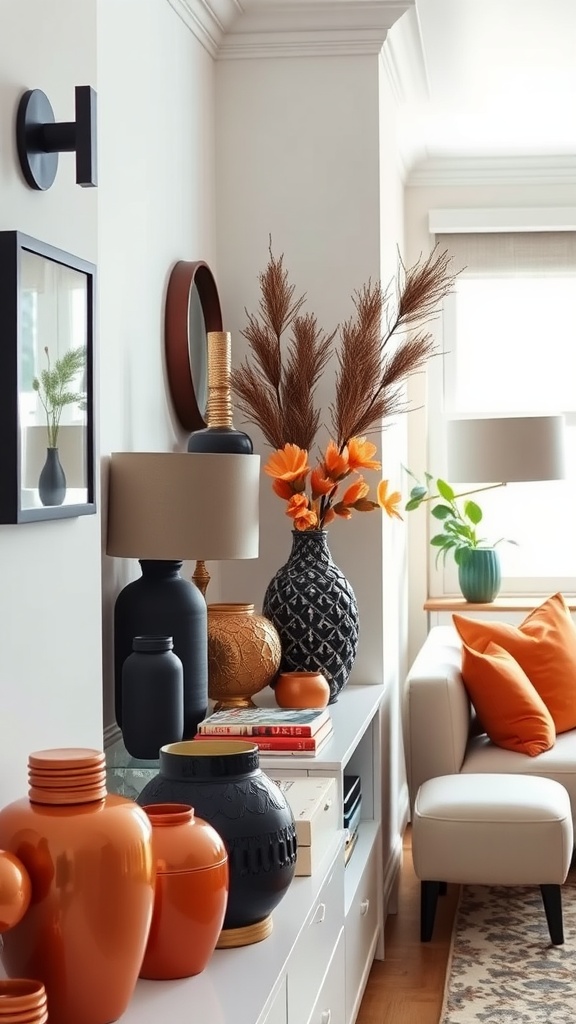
323;799;332;811
320;1011;332;1024
360;899;370;916
313;902;326;924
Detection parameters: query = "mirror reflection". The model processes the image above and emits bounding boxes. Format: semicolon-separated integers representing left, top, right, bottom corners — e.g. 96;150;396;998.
188;283;208;418
19;251;89;510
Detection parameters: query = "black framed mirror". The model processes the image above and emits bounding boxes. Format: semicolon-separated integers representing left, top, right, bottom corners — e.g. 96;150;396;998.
0;231;96;523
164;260;223;433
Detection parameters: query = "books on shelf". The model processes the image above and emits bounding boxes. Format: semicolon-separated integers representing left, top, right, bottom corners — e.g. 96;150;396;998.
196;705;331;738
194;719;334;756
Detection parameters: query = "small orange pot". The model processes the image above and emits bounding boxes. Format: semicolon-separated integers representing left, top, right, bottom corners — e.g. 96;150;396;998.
275;671;331;709
140;803;229;979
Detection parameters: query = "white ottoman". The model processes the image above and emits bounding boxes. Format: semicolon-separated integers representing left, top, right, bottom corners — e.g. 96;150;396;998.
412;774;573;945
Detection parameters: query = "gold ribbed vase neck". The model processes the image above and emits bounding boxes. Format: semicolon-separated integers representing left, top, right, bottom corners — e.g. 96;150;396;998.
206;331;234;428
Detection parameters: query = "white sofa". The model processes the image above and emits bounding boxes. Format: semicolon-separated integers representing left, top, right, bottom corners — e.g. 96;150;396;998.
405;625;576;831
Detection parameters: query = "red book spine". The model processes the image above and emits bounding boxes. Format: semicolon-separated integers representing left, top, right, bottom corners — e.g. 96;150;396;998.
194;733;320;750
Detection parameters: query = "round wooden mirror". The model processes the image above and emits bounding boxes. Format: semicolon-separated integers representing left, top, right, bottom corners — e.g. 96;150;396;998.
165;260;223;432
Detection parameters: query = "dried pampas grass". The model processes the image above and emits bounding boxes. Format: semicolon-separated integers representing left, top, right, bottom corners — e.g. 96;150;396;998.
231;242;459;454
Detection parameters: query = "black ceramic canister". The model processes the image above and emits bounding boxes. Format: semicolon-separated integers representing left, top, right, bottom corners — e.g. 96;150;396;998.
137;739;297;944
122;636;184;759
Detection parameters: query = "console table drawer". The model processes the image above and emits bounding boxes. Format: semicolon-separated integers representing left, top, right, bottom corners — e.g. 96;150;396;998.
306;927;345;1024
288;855;345;1023
260;978;288;1024
345;840;379;1022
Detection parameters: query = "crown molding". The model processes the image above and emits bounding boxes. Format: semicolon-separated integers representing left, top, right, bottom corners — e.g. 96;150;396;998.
166;0;241;57
381;4;427;105
168;0;414;58
220;1;413;59
407;154;576;188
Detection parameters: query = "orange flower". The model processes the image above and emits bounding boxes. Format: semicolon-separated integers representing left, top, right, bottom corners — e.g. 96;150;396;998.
310;466;334;497
341;476;370;506
286;494;318;530
294;509;319;530
272;478;295;500
347;436;381;472
322;507;336;526
323;440;349;480
377;480;403;520
264;444;310;482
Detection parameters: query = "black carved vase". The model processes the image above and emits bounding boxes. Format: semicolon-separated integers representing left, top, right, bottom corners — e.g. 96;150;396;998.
263;530;359;703
38;447;66;506
137;740;297;946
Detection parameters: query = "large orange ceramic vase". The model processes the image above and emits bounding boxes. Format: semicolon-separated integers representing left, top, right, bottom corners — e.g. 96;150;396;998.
139;803;228;979
0;748;156;1024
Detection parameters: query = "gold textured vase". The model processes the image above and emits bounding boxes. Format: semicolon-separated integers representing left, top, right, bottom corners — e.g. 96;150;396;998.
207;603;281;709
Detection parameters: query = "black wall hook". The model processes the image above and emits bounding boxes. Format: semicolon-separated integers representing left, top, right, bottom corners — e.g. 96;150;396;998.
16;85;98;191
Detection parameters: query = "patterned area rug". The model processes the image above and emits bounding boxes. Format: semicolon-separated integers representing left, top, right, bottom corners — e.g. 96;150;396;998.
441;884;576;1023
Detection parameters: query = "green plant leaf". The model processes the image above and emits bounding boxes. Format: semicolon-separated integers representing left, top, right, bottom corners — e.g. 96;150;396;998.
464;499;483;525
405;496;424;511
436;478;455;501
429;534;450;547
431;504;452;520
450;522;475;540
410;485;428;501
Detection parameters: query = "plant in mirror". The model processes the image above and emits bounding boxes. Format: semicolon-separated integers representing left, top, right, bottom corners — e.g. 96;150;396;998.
32;344;87;506
0;230;96;522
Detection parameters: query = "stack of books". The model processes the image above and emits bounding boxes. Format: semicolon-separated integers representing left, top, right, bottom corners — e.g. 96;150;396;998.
195;706;333;756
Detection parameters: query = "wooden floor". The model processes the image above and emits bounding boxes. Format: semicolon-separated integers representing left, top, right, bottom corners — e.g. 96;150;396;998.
356;828;460;1024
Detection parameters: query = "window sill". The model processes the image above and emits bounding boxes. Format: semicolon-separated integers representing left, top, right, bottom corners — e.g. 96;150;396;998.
424;596;576;613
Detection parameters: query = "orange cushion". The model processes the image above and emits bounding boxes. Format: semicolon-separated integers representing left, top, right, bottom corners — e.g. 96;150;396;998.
460;640;555;756
453;593;576;733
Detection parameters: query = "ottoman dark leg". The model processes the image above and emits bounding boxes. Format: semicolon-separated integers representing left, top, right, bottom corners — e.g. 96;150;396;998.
540;884;564;945
421;881;441;941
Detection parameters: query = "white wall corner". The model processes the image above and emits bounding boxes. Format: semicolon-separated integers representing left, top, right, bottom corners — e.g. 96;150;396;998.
215;0;415;59
166;0;242;57
381;3;427;105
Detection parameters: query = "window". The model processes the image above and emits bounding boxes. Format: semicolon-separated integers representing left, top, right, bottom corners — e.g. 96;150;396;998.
427;229;576;597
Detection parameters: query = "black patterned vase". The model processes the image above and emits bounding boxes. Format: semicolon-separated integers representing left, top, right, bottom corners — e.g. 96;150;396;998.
263;530;359;704
137;739;297;946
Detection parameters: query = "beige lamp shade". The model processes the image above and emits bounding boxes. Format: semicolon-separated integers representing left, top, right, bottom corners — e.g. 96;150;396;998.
106;451;260;561
447;415;566;484
22;425;87;488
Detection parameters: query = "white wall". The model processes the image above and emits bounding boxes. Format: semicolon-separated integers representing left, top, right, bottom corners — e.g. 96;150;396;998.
0;0;102;804
97;0;220;730
214;53;387;685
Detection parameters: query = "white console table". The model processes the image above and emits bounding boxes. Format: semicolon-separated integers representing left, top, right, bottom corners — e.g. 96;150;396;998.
111;682;385;1024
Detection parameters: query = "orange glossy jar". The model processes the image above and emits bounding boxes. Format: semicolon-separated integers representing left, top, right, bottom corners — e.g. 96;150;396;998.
140;803;228;979
275;671;331;709
0;748;155;1024
0;979;48;1023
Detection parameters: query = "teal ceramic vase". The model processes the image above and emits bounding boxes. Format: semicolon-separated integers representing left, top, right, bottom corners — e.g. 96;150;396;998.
458;548;501;603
